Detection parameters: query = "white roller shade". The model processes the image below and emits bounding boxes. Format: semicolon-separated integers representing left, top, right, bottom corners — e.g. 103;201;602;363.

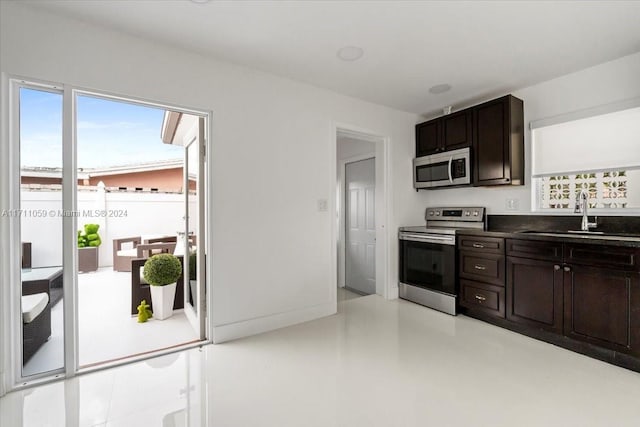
532;106;640;177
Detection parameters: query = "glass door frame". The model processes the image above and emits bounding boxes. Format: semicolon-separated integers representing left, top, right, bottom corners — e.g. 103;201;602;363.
5;77;69;387
2;74;213;392
182;117;206;339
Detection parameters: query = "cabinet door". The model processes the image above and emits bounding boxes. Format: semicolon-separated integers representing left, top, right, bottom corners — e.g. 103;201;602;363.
506;256;563;333
564;265;640;356
442;110;472;151
415;120;440;157
473;97;509;185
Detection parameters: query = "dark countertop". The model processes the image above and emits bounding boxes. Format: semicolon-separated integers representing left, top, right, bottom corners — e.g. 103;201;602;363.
456;228;640;248
457;214;640;248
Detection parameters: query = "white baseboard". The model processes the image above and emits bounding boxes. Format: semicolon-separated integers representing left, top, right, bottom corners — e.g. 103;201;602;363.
388;286;399;300
212;302;336;344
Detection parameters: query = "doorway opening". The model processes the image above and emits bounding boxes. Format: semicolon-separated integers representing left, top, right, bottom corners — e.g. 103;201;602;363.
335;128;387;307
7;77;210;386
74;94;205;368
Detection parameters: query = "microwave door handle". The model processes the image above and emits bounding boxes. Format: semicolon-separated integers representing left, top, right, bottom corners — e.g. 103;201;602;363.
448;156;453;183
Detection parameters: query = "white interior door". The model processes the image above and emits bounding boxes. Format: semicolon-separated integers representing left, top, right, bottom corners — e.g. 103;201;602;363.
183;117;206;339
345;158;376;294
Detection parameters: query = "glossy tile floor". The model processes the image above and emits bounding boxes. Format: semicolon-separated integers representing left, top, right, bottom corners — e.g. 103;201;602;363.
4;295;640;426
336;286;363;302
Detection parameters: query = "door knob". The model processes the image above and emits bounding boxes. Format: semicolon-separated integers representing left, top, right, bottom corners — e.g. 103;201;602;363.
554;265;560;271
563;266;571;272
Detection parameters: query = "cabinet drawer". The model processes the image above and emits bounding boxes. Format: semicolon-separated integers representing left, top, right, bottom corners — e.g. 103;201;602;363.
564;244;640;271
506;239;562;261
460;252;504;286
460;279;505;318
458;235;504;254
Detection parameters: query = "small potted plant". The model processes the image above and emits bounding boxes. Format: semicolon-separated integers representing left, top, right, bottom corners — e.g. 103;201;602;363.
143;253;182;320
77;223;102;272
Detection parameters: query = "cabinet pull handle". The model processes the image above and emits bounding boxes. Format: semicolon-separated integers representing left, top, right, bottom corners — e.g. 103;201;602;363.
474;265;486;270
554;265;561;271
475;295;486;302
472;243;484;248
563;266;571;272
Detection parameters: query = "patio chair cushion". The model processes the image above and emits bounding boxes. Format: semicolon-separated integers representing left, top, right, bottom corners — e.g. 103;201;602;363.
116;248;138;257
22;293;49;324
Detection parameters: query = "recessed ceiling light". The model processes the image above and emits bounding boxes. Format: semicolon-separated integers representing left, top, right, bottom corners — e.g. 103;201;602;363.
337;46;364;62
189;0;211;3
429;84;452;94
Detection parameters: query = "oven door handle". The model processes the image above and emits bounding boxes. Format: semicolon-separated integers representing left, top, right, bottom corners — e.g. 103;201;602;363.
448;156;453;183
399;234;455;245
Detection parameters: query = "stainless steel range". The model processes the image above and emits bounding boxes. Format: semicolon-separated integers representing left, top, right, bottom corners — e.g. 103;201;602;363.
399;207;486;315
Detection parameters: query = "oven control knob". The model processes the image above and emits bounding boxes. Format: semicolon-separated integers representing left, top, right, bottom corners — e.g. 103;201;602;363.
465;211;470;216
473;211;479;216
429;211;434;216
435;211;440;216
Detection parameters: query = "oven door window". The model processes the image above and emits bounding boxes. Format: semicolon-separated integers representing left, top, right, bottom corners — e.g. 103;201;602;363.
400;239;456;295
416;161;449;183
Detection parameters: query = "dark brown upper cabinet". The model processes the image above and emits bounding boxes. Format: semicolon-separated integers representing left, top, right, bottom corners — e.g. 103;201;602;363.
415;110;472;157
472;95;524;186
415;120;440;157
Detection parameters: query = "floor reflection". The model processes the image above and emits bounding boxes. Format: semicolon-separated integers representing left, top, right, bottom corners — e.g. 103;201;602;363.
3;296;640;427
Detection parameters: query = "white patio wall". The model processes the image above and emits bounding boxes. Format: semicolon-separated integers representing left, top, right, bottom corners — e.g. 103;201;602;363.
21;188;189;268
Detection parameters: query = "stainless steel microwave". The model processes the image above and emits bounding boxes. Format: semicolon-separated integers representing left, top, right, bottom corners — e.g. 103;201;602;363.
413;147;471;189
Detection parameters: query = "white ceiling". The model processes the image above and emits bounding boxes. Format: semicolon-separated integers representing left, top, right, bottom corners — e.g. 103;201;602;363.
24;0;640;116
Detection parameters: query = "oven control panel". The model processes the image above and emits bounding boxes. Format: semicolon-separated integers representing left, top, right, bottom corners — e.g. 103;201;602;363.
425;207;485;222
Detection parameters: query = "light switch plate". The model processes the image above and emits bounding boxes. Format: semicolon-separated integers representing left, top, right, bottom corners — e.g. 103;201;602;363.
317;199;328;212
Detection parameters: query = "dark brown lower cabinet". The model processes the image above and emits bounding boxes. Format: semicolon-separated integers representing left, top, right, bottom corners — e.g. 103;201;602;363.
506;256;563;333
459;235;640;371
563;264;640;356
460;279;505;319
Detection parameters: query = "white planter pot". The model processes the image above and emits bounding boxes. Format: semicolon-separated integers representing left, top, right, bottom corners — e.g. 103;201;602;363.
150;282;177;320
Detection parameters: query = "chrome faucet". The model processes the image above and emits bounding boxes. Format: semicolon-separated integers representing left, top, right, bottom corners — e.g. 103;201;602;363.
574;189;597;232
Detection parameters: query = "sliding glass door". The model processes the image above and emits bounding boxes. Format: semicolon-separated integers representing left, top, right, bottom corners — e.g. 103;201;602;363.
16;84;65;378
7;77;209;387
182;117;206;339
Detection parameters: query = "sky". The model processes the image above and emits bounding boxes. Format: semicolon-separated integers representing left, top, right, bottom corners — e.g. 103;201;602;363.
20;88;183;169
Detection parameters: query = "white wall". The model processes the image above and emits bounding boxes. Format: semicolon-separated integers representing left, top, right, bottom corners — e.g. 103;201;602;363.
0;2;420;345
415;51;640;215
20;189;187;268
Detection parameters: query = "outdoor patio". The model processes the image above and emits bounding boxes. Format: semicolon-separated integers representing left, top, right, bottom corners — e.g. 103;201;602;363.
23;267;199;376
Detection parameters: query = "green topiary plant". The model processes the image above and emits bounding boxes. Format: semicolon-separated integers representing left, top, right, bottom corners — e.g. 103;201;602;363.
78;223;102;248
143;253;182;286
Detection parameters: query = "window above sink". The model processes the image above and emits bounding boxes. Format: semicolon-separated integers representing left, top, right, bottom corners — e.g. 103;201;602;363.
531;97;640;213
536;170;635;210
